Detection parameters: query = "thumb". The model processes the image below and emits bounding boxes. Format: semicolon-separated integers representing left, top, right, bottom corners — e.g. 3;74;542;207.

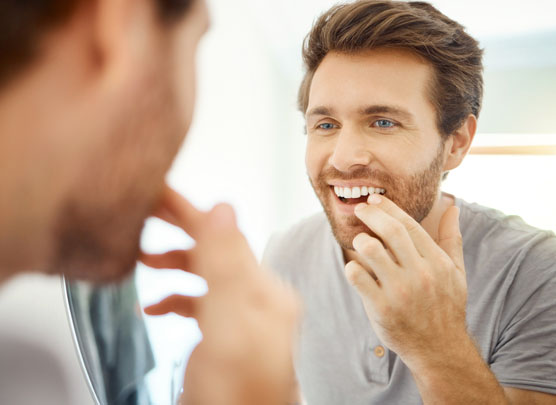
437;206;464;271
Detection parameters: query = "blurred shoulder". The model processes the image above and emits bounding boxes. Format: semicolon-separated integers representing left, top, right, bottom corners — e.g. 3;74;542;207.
263;212;331;272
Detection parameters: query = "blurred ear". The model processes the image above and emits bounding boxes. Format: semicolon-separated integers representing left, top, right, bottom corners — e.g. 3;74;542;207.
443;114;477;171
93;0;160;84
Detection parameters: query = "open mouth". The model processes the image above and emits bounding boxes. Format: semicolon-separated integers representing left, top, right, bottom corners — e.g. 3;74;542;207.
331;185;386;204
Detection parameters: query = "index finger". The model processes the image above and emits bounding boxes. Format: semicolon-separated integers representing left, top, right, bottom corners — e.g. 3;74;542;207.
364;193;438;257
152;185;208;239
191;204;258;283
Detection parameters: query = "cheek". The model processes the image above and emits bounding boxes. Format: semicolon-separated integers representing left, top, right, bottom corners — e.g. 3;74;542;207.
376;141;428;176
381;154;409;177
172;40;199;132
305;137;325;180
175;57;196;130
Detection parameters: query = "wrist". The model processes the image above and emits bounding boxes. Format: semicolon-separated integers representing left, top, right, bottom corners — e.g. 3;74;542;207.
401;330;477;379
402;333;508;405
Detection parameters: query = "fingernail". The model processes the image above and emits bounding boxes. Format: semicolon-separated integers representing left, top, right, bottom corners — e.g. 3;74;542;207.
210;204;237;229
368;194;382;205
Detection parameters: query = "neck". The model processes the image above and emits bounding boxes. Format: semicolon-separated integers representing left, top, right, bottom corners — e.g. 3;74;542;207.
420;191;455;241
343;191;455;265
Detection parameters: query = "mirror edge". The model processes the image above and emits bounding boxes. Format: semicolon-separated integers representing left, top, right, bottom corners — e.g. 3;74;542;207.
61;276;101;405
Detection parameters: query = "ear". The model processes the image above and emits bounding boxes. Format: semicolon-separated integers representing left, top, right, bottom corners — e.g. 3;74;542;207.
443;114;477;171
93;0;160;85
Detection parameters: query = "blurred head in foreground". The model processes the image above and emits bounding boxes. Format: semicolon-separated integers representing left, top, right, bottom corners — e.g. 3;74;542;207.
0;0;209;282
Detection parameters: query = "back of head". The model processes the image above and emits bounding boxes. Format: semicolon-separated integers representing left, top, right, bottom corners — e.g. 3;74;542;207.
298;0;484;137
0;0;203;282
0;0;193;90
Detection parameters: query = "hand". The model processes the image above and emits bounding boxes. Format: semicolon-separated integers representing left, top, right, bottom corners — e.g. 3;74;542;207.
141;186;299;405
345;194;467;369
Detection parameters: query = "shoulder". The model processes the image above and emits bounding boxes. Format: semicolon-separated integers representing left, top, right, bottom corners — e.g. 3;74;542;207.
264;212;330;259
462;201;556;392
458;198;556;283
458;198;556;256
263;212;332;277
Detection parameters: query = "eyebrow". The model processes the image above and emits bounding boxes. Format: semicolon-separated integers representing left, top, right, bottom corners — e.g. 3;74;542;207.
306;105;415;123
306;106;334;118
359;105;414;122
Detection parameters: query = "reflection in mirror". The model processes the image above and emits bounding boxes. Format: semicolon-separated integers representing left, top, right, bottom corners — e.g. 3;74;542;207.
63;0;556;404
65;264;205;405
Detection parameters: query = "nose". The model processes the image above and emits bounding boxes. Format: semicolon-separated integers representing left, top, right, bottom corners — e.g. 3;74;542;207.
328;126;372;172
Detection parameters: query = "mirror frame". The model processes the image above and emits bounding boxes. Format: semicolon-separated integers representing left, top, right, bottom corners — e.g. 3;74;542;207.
62;276;102;405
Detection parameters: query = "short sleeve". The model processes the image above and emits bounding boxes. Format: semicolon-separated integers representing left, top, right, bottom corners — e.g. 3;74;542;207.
489;235;556;394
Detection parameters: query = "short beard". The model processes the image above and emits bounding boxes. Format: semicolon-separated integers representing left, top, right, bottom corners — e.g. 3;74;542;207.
49;195;147;284
310;142;446;251
47;65;184;284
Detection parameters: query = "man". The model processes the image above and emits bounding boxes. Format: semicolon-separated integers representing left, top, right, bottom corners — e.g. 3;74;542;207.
264;1;556;404
0;0;297;404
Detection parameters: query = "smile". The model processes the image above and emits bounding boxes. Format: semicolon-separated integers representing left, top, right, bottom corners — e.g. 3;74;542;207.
334;186;385;198
330;185;386;205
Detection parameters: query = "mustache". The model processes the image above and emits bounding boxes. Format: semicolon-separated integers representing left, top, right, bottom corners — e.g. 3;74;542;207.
316;166;395;184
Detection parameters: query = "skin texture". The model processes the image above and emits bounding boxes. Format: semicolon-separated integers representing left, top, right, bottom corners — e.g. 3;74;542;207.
304;49;556;404
0;1;299;404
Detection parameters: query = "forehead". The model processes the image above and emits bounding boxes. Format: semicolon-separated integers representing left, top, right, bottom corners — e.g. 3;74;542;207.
308;48;435;116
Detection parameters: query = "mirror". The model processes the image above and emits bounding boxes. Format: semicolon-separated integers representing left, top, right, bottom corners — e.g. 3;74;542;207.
65;277;156;405
64;274;202;405
62;1;556;404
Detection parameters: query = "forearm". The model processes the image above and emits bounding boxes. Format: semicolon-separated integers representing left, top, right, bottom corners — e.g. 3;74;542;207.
407;334;508;405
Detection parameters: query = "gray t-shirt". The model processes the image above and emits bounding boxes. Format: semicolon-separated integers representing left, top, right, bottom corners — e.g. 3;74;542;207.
263;198;556;405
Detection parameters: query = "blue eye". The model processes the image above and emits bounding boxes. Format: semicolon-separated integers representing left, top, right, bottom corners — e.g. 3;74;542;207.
318;123;336;130
374;119;395;128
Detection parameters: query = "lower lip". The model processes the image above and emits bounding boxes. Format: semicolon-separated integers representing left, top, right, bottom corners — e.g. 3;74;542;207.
330;188;364;215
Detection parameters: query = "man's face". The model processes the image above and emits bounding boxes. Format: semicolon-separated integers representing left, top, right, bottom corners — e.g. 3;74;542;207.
47;0;210;282
305;49;448;250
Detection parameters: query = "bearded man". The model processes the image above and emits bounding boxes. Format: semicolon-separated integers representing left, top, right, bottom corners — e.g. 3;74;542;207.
264;2;556;404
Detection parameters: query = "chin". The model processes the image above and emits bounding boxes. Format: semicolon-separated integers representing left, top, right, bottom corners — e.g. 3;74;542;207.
325;210;373;251
57;240;140;285
59;260;136;285
51;226;143;285
47;195;149;284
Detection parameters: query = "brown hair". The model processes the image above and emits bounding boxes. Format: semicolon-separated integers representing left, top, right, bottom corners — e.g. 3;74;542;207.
298;0;484;136
0;0;194;90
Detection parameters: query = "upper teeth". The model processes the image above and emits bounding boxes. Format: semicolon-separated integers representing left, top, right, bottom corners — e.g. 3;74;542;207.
333;186;385;198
